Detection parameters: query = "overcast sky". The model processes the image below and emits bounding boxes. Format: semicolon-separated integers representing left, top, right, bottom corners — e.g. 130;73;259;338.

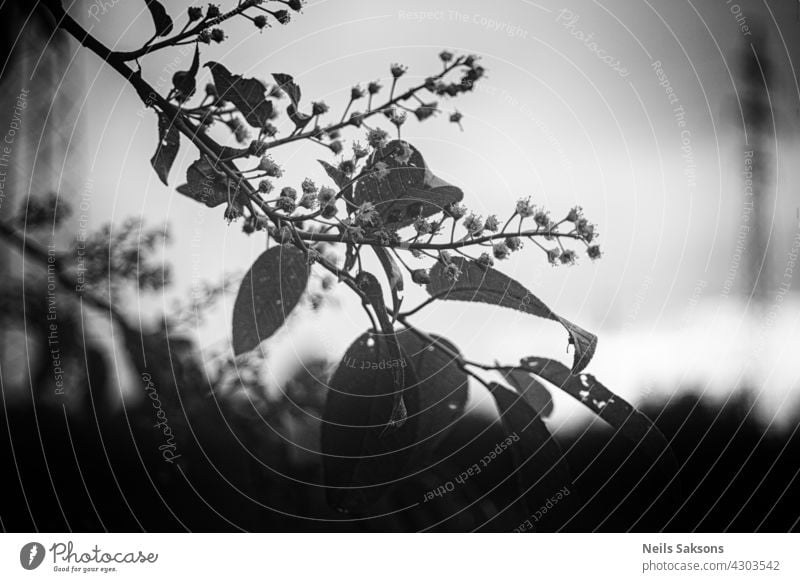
58;0;800;426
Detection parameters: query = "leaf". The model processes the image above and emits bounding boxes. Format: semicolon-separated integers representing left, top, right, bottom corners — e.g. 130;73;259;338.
176;157;241;208
287;103;312;131
145;0;173;37
487;382;580;531
397;330;469;453
171;45;199;102
373;247;403;320
520;357;675;470
322;332;416;513
321;330;468;513
502;367;554;419
355;271;407;428
354;140;463;228
318;159;348;190
206;62;273;129
150;112;180;185
272;73;301;106
426;257;597;372
272;74;310;130
318;159;353;202
231;247;309;355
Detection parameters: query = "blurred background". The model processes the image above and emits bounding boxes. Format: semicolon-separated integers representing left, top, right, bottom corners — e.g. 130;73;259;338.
1;0;799;531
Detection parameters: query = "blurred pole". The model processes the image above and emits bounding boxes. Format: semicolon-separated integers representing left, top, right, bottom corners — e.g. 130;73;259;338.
736;27;774;301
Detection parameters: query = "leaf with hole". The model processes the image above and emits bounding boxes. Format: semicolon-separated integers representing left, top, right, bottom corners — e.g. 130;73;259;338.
206;62;273;129
231;247;308;355
145;0;173;37
487;382;579;531
520;357;675;472
426;257;597;372
150;112;180;185
354;140;463;228
176;157;241;208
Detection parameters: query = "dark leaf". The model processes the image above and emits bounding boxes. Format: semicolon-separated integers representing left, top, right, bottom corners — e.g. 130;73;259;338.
171;45;199;103
150;112;180;185
426;257;597;372
520;357;675;470
271;73;301;106
231;246;309;355
318;159;349;190
287;103;312;131
322;332;417;513
176;157;241;208
502;367;554;419
355;271;407;428
318;159;353;201
487;382;580;531
206;62;273;128
145;0;173;37
321;329;468;513
354;140;463;228
397;330;469;454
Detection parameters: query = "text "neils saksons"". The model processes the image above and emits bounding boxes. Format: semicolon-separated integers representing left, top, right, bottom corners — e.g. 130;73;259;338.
643;543;724;554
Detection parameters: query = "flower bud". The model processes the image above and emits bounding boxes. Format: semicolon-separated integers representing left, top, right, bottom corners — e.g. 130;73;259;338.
188;6;203;21
253;15;268;29
411;269;431;285
476;252;494;269
414;102;438;121
352;142;369;158
444;262;461;281
312;101;329;116
321;204;337;219
559;249;577;265
390;63;407;78
493;243;510;260
280;186;297;200
299;192;317;209
329;140;343;155
439;50;454;63
565;205;583;223
587;245;602;260
444;202;467;220
368;81;382;95
463;213;483;236
515;197;535;218
277;196;296;213
258;179;273;194
338;159;356;175
351;85;365;100
271;9;291;24
210;28;225;43
506;236;523;251
301;178;317;194
366;127;389;148
484;214;499;231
